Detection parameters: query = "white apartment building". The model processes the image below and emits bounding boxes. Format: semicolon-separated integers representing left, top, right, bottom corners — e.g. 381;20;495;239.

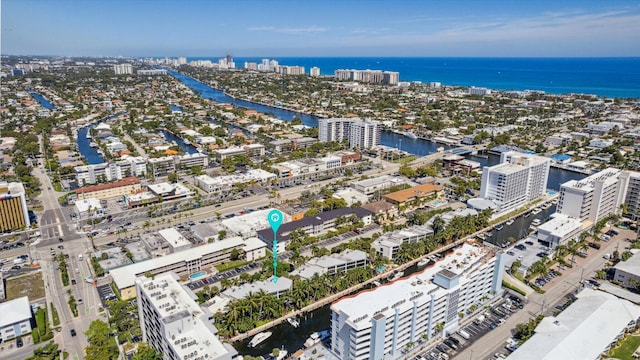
318;118;381;149
334;69;400;85
310;67;321;76
330;243;505;360
114;63;133;75
75;157;147;186
136;273;237;360
618;170;640;220
195;169;276;193
478;151;550;215
213;144;265;160
371;224;434;260
557;168;624;224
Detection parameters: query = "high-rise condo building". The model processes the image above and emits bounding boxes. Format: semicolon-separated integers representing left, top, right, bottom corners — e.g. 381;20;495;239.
330;243;505;360
113;63;133;75
318;118;380;149
310;67;321;76
478;151;550;215
177;57;187;65
136;273;237;360
557;168;624;223
0;182;30;232
618;170;640;220
334;69;399;85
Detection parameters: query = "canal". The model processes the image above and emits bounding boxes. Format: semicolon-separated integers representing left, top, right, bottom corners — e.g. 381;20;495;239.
77;125;105;164
160;129;199;154
28;89;56;110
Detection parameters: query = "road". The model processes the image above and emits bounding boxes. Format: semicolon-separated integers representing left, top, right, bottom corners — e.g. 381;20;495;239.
453;231;633;360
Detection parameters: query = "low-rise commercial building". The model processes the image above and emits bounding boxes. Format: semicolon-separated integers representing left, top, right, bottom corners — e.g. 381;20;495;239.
110;237;245;299
290;249;368;279
351;175;414;196
372;224;434;260
383;183;443;208
614;251;640;287
330;243;505;360
0;296;32;341
136;273;237;360
74;177;142;200
256;207;373;251
534;213;585;249
221;277;293;300
507;289;640;360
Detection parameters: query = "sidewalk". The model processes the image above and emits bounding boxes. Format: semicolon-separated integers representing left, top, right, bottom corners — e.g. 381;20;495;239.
502;271;535;296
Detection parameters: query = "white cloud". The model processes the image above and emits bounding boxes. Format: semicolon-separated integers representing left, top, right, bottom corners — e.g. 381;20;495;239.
248;25;328;34
339;9;640;55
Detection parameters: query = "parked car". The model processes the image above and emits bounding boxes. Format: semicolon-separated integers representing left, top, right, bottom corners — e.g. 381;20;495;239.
70;329;77;337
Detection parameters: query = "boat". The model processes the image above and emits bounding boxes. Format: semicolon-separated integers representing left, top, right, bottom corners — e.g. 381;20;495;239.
417;258;430;267
542;202;552;209
524;212;531;217
496;225;504;231
531;219;542;226
506;219;514;226
387;270;404;282
89;141;98;148
248;331;272;348
86;132;92;139
531;208;542;215
372;280;381;287
404;131;418;139
287;317;300;328
183;139;191;145
437;146;445;152
304;329;331;348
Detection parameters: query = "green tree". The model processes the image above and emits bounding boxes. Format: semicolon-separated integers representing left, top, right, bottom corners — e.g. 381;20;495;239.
167;173;179;183
132;343;162;360
85;320;118;360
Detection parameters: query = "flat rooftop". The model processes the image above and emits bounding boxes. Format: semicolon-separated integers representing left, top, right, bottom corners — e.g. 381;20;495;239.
331;243;494;329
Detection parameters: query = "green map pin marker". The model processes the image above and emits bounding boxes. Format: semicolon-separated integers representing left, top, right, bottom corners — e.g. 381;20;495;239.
268;209;283;283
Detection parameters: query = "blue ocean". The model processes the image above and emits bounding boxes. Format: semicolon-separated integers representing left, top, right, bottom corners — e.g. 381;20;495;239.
189;57;640;99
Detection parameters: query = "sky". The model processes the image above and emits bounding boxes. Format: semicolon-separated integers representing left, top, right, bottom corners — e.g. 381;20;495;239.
2;0;640;57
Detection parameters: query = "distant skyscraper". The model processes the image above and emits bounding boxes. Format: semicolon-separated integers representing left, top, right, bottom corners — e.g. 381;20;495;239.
310;67;321;76
113;63;133;75
479;151;550;215
318;118;380;149
177;57;187;65
334;69;399;85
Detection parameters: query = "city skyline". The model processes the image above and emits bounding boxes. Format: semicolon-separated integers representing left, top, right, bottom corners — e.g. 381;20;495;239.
2;0;640;57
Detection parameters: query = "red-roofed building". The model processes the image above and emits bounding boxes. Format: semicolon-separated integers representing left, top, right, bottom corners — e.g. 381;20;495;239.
75;177;142;200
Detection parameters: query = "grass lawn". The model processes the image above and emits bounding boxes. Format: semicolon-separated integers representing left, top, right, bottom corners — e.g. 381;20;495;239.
215;260;251;272
608;334;640;359
6;272;45;301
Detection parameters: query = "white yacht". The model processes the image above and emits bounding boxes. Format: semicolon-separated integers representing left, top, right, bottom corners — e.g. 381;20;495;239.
287;317;300;328
304;329;330;348
404;131;418;139
248;331;272;348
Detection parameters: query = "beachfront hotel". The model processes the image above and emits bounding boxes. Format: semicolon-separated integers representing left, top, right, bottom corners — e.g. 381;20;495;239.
330;242;505;360
477;151;550;215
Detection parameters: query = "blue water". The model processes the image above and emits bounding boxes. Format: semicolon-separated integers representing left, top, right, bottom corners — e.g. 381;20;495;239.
160;130;199;154
189;271;205;279
28;89;56;109
188;57;640;98
77;125;105;164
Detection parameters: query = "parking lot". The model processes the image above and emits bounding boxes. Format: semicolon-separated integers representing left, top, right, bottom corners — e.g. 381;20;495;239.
408;293;523;360
96;284;117;307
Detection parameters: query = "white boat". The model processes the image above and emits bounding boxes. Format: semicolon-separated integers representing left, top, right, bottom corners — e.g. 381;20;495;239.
86;132;92;139
437;146;445;152
89;142;98;148
404;131;418;139
372;280;381;287
248;331;272;348
387;270;404;282
531;208;542;215
417;258;430;267
496;225;504;231
506;219;514;226
287;317;300;328
304;329;330;348
183;139;191;145
531;219;542;226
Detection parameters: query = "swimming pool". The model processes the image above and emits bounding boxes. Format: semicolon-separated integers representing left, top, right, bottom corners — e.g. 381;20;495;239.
189;271;206;280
